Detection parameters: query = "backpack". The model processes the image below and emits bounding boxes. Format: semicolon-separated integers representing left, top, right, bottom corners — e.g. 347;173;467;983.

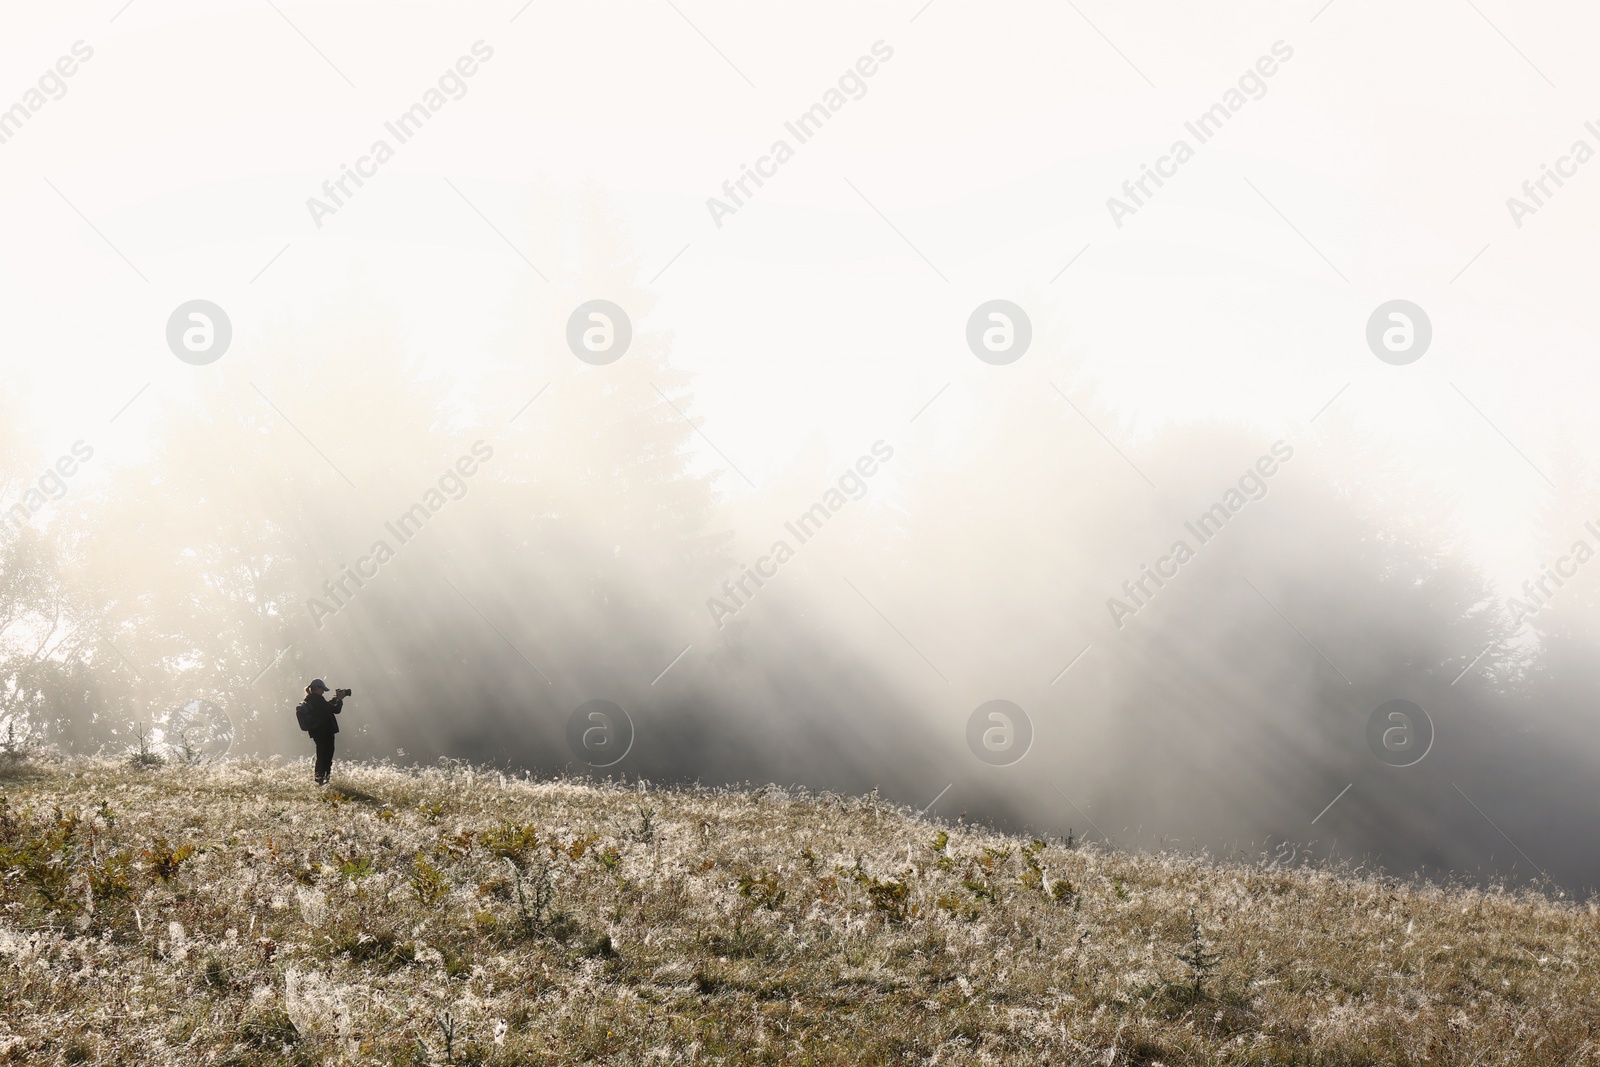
295;700;314;733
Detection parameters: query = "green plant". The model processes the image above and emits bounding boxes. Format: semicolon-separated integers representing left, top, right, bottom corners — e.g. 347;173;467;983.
128;723;164;769
90;849;135;902
1019;839;1047;891
174;729;202;766
506;858;578;942
564;832;600;860
410;852;450;905
737;869;785;910
1174;911;1223;997
482;820;540;864
141;838;195;882
510;857;551;930
866;874;910;921
203;956;231;990
4;815;80;912
337;851;376;880
846;859;912;922
423;1009;461;1064
935;890;982;921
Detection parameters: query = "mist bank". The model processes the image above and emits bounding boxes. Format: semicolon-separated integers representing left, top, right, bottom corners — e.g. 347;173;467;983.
4;188;1599;895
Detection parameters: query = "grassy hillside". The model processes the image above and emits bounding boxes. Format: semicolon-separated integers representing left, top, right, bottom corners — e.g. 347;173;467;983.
0;754;1596;1066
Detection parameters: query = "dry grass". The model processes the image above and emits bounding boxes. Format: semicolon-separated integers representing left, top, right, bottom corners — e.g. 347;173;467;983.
1;753;1597;1065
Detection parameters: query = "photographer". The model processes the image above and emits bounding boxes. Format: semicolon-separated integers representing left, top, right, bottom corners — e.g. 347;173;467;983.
298;679;351;786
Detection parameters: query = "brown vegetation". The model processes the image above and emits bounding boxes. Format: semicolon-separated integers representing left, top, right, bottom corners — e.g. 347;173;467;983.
1;754;1596;1065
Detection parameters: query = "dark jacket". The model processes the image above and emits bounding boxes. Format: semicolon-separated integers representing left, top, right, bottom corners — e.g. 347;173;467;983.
303;692;344;737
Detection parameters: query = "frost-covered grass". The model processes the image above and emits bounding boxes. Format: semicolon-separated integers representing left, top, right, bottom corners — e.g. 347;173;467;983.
1;753;1597;1065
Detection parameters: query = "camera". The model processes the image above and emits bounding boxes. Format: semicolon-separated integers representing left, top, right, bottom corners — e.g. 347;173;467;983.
336;688;353;698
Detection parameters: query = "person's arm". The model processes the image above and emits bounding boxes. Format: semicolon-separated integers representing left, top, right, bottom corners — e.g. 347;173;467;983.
329;695;344;714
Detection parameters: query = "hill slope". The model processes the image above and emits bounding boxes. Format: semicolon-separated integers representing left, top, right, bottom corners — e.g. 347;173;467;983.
0;755;1596;1066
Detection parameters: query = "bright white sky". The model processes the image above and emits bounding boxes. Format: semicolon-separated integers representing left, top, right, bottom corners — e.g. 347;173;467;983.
3;0;1599;593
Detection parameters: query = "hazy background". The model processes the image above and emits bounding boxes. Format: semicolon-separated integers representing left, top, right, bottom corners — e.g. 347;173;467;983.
4;0;1600;891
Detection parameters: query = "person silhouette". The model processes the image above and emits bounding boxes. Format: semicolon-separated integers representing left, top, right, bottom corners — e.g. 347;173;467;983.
299;679;348;785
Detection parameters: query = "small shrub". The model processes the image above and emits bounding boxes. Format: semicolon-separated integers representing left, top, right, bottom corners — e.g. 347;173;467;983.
410;852;450;905
142;838;195;882
337;851;376;880
203;956;232;990
127;724;165;769
5;813;81;911
1018;840;1047;892
1174;911;1223;997
936;890;982;921
737;870;785;910
846;860;911;922
482;820;540;863
504;858;580;943
91;849;135;902
438;829;476;858
565;832;600;861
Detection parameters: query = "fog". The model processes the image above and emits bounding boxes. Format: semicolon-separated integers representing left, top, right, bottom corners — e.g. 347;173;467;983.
5;1;1600;893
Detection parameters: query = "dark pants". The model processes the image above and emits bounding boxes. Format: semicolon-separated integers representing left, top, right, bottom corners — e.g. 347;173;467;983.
312;733;335;784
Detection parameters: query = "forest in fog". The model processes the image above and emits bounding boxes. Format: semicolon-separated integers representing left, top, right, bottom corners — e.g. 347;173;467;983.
5;185;1600;894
